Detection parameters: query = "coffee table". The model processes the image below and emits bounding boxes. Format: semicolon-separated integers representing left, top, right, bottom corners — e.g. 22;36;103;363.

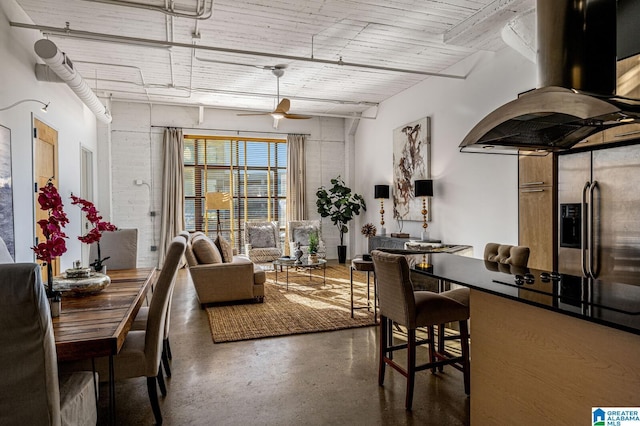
272;258;327;290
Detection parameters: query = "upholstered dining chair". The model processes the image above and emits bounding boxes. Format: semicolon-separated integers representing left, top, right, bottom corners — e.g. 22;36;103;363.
371;250;470;410
131;231;191;377
0;263;98;426
484;242;530;269
287;220;326;259
434;243;529;371
244;221;282;264
70;236;185;424
89;228;138;270
438;243;530;371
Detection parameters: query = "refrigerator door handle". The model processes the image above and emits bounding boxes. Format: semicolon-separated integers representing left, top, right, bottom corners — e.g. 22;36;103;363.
581;182;590;277
588;181;599;278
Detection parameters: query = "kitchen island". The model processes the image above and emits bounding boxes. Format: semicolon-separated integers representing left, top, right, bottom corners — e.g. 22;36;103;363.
411;253;640;425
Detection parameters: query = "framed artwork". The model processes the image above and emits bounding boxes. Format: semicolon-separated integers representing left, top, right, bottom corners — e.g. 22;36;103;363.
392;117;431;222
0;124;14;258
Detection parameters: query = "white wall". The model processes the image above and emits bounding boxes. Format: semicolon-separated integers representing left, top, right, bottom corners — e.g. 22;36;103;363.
105;102;346;266
0;1;98;267
354;48;537;257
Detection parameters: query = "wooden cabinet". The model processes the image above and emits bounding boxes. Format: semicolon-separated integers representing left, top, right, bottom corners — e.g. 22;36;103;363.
518;153;556;271
602;122;640;143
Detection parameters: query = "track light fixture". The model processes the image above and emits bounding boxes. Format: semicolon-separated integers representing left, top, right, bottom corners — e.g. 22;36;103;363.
0;99;49;112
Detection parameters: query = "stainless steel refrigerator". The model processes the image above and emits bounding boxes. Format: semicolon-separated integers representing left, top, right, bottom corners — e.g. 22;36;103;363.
558;144;640;285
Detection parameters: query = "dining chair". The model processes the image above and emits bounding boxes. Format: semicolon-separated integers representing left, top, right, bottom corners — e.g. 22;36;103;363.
371;250;470;410
131;231;192;377
73;236;186;424
0;263;98;426
89;228;138;270
433;242;530;368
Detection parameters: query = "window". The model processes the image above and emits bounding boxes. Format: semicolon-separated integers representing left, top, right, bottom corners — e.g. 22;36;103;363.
183;136;287;251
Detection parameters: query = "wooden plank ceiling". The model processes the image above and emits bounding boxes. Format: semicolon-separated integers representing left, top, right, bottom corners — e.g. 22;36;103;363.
13;0;535;118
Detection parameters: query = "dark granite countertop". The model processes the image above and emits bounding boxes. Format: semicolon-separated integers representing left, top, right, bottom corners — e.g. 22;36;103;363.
408;252;640;336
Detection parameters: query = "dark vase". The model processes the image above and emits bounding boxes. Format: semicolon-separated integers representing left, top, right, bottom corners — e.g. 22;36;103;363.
337;245;347;264
46;262;61;317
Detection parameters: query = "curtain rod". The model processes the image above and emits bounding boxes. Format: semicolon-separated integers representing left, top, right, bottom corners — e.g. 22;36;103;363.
150;125;310;136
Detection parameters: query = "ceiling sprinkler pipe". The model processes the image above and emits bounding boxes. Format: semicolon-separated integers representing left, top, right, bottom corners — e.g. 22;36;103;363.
34;39;112;123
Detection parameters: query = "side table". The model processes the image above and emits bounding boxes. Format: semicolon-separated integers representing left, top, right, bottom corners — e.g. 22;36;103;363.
350;258;377;323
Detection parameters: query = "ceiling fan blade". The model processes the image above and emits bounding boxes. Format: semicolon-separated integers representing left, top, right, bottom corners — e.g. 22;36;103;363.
275;98;291;114
236;112;271;116
283;113;312;119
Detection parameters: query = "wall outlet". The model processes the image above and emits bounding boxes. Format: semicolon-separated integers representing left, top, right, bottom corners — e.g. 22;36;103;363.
150;245;157;252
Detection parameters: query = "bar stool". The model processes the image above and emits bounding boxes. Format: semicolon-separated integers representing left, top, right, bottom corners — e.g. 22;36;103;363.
350;257;377;323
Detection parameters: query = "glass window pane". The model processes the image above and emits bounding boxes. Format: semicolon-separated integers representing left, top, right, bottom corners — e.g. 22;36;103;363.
184;199;196;231
184;140;195;165
184;167;196;197
184;137;287;232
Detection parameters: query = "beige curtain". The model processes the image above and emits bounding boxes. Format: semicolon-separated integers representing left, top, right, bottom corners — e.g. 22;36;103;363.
286;134;306;256
159;128;184;266
286;134;306;222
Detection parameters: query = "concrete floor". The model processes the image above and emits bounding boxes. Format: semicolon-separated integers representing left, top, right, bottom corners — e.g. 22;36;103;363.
98;263;470;425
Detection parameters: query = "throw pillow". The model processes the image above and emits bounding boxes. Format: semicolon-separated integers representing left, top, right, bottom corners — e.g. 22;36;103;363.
184;244;198;266
214;235;234;263
293;226;316;246
191;236;223;264
248;225;276;248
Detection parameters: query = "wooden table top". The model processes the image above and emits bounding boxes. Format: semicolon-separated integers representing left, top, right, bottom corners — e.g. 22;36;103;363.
52;267;156;362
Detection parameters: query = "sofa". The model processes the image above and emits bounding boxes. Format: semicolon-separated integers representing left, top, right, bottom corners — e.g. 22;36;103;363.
184;232;266;307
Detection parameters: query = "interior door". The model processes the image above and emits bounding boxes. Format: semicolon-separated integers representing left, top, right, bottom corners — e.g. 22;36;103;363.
34;118;59;280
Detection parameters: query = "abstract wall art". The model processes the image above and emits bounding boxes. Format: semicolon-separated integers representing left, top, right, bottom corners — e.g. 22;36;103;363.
392;117;431;222
0;124;14;258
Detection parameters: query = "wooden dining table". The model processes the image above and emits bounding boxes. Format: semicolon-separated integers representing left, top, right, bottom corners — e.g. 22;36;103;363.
52;267;156;423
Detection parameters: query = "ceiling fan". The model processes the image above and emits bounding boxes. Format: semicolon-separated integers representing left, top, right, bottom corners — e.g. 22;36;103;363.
237;66;311;120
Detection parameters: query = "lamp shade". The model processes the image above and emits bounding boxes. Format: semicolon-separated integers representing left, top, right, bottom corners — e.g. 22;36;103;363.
206;192;231;210
414;179;433;197
374;185;390;199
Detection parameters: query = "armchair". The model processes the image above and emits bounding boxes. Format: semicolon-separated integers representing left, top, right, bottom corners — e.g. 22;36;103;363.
244;221;282;264
288;220;326;259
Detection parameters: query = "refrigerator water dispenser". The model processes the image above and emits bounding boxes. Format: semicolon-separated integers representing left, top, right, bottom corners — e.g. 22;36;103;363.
560;203;582;248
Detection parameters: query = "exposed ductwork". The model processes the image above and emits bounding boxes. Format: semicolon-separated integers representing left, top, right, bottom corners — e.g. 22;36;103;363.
460;0;640;154
34;39;112;124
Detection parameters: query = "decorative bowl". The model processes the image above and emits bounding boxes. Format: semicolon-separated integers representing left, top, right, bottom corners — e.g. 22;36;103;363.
53;272;111;296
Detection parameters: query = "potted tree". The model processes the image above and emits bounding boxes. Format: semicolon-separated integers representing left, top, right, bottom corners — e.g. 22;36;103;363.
316;176;366;263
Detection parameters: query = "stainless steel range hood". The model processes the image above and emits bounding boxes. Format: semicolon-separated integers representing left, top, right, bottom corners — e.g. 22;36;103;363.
460;0;640;154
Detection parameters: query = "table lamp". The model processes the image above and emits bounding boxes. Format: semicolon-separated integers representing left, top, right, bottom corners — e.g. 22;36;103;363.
414;179;433;242
374;184;390;236
205;192;231;235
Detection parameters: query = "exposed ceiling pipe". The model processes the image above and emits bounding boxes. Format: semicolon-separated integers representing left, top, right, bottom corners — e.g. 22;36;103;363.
79;0;213;20
34;39;112;123
12;22;466;79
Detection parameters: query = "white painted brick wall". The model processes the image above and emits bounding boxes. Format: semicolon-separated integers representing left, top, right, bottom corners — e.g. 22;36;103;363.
101;102;347;267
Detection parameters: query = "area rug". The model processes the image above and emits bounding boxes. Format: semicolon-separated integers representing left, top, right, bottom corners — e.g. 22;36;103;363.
206;264;376;343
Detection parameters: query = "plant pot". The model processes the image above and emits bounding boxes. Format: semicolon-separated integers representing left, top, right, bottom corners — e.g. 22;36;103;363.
337;245;347;264
308;254;318;263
